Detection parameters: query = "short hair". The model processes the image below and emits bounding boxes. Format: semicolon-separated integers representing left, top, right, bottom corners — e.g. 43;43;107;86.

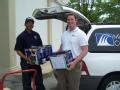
25;17;34;24
66;13;77;20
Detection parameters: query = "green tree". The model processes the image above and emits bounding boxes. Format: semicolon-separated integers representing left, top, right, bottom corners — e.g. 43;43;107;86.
68;0;120;24
95;0;120;24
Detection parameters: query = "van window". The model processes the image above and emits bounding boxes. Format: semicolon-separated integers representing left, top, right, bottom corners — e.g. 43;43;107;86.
88;28;120;53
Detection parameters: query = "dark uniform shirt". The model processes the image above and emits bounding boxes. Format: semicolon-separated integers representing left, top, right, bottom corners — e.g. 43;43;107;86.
14;30;43;59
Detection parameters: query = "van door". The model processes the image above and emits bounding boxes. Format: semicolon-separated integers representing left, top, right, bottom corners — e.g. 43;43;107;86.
32;6;91;33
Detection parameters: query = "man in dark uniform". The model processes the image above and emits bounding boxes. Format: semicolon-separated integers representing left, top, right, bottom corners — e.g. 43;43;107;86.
14;17;45;90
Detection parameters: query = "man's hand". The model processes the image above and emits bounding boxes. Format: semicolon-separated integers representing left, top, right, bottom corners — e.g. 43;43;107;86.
26;57;33;64
46;56;50;61
68;60;77;70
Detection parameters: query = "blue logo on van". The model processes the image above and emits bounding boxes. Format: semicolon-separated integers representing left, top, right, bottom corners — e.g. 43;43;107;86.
95;33;114;46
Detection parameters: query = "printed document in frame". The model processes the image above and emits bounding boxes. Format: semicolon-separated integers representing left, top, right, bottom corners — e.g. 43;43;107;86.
50;54;68;69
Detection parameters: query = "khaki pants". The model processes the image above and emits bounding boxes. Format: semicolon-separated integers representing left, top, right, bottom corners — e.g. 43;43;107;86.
54;63;82;90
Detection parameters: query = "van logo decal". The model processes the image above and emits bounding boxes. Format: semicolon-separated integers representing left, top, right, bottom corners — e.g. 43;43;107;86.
95;33;114;46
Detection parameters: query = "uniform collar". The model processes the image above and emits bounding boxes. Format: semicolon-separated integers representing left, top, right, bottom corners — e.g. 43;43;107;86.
25;29;33;34
68;27;79;32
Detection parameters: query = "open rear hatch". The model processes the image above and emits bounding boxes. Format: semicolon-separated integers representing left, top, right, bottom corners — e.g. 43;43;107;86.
32;6;91;33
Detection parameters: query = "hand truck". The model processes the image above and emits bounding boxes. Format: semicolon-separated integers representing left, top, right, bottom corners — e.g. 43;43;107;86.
0;69;37;90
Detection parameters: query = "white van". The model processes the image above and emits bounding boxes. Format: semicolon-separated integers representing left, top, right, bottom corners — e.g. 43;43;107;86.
33;6;120;90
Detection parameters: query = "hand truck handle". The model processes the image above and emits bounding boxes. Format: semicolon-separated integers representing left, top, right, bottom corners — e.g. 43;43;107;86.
1;69;37;90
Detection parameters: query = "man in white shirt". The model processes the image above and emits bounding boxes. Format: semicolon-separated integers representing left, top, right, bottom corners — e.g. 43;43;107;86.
54;13;88;90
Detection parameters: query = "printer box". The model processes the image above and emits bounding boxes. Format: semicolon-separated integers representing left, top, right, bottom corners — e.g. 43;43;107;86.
25;45;52;65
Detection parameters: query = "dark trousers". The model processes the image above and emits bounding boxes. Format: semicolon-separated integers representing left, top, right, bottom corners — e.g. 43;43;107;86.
20;60;45;90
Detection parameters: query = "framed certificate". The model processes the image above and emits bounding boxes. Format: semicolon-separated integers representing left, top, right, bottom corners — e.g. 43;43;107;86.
50;50;73;69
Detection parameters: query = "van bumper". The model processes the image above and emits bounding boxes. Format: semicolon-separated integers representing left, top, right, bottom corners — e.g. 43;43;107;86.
80;75;102;90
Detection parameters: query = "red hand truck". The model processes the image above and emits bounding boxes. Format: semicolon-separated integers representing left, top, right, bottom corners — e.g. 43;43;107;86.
0;69;37;90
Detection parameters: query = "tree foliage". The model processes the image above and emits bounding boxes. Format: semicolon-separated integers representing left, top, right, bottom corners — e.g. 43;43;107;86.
68;0;120;24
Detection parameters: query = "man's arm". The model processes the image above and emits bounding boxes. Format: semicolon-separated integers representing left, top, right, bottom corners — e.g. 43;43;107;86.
69;45;88;70
74;45;88;64
16;50;31;63
37;34;43;46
